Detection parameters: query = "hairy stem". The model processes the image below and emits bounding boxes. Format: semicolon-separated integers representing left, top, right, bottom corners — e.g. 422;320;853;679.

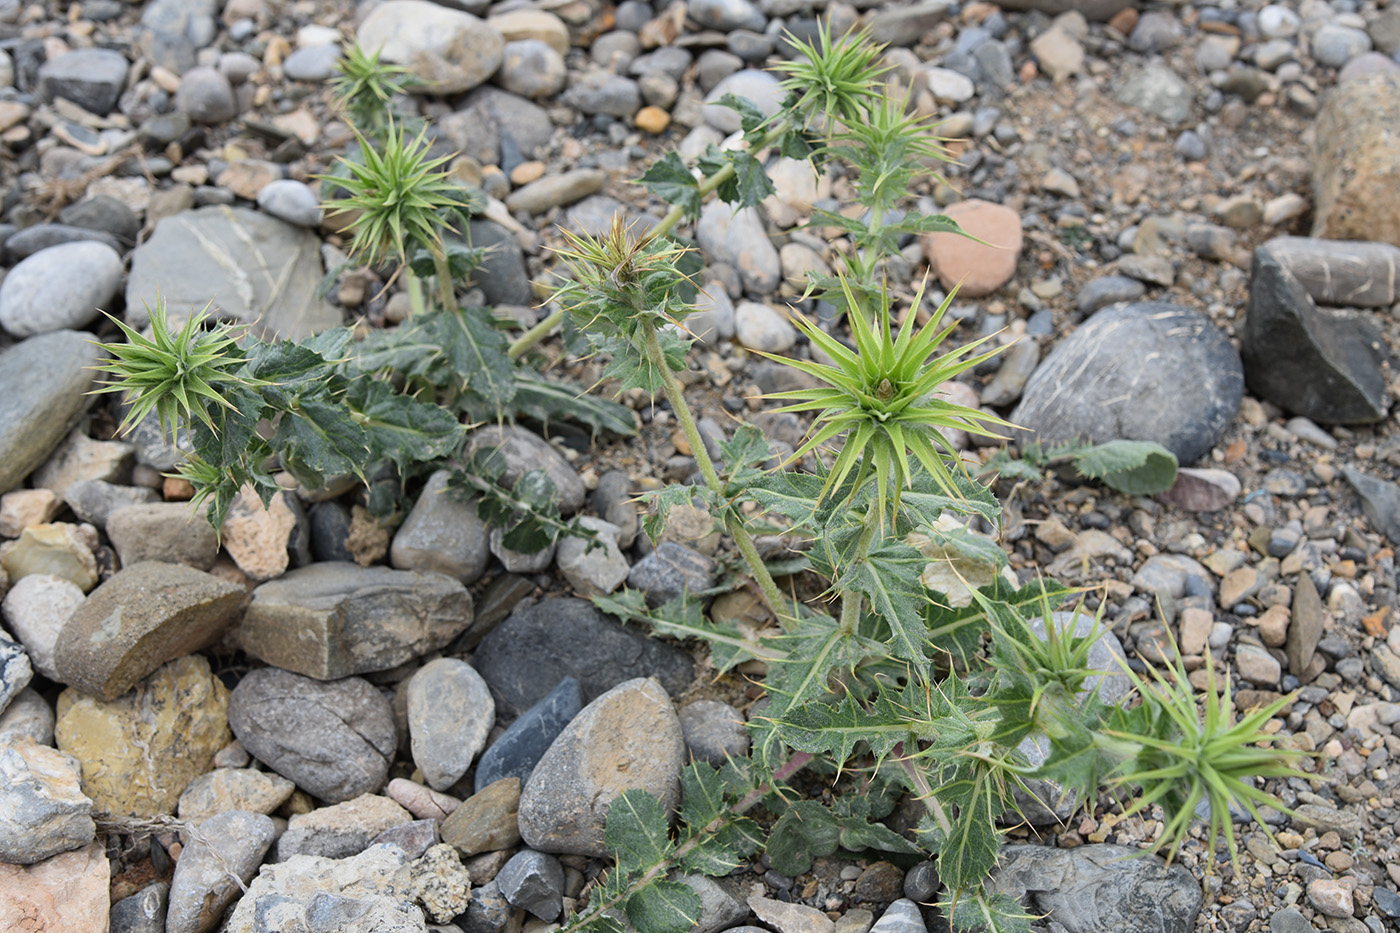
640;323;788;622
431;249;456;312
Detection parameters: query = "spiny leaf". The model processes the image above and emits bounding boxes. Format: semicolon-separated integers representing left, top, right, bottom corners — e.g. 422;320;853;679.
697;146;776;211
346;379;466;471
767;801;841;875
511;373;638;437
605;788;675;873
419;306;517;414
624;879;703;933
1072;439;1179;495
841;540;930;664
637;151;701;221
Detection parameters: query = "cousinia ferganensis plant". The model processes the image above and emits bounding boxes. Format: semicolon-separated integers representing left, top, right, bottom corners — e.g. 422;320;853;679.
96;25;1309;933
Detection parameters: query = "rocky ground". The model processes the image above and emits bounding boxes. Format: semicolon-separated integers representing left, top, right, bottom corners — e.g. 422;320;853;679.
2;0;1400;931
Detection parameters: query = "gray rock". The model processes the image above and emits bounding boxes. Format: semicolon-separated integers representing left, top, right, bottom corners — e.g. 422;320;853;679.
1269;907;1312;933
1314;23;1371;68
696;203;780;295
465;220;534;306
561;72;641;116
54;561;244;701
276;794;412;861
0;632;33;715
256;179;323;227
868;1;952;46
447;87;554;165
1011;302;1243;464
1128;11;1183;53
988;844;1203;933
1242;247;1390;424
109;882;168;933
475;676;582;793
496;849;565;921
1260;236;1400;308
703;69;784;133
1343;467;1400;546
390;469;492;584
457;878;519;933
628;542;718;607
62;481;159;528
239;561;474;681
283;44;342;82
0;735;94;864
686;282;736;347
60;195;139;243
555;517;630;596
988;0;1130;19
678;699;749;768
734;301;797;352
0;332;102;495
1372;6;1400;55
464;426;586;513
869;899;926;933
474;597;695;722
505;169;607;215
127;206;341;341
489;528;555;573
0;688;55;746
1116;254;1175;287
1312;71;1400;247
0;241;123;337
518;678;685;857
37;48;128;115
1077;274;1147;314
690;0;766;31
370;818;440;860
408;659;495;791
4;223;123;260
357;0;503;95
1;574;84;681
105;502;220;569
980;338;1040;407
1115;62;1193;125
498;40;566;99
165;811;276;933
174;66;236;123
227;668;397;802
176;768;296;824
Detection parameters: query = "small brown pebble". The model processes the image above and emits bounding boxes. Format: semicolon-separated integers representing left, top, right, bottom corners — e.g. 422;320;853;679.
635;105;671;134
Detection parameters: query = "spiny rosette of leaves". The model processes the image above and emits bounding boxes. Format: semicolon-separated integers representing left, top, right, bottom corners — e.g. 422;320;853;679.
769;24;890;129
321;119;478;270
552;217;700;394
762;274;1011;524
92;299;259;438
329;43;418;135
1092;648;1310;870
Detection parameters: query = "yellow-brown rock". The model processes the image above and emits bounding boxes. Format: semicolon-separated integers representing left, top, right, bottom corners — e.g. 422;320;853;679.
1313;71;1400;248
56;654;231;817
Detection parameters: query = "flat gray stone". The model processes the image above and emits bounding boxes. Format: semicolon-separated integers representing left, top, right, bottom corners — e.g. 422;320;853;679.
1115;61;1193;125
0;736;95;864
390;469;492;584
463;426;586;513
1011;302;1243;464
126;206;340;341
239;562;474;681
166;811;276;933
0;332;102;495
357;0;503;94
37;47;129;115
1260;236;1400;308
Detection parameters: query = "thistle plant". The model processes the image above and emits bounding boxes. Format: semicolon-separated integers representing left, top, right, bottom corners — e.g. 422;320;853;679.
328;43;418;138
94;26;1305;933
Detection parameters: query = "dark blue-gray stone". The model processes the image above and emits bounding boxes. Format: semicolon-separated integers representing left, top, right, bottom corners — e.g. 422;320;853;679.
474;677;582;793
626;542;717;607
1242;247;1392;424
496;849;565;922
473;598;694;723
1076;274;1147;315
110;882;168;933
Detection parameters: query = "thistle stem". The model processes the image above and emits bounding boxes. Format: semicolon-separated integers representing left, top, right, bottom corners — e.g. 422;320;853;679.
641;323;789;622
431;249;456;312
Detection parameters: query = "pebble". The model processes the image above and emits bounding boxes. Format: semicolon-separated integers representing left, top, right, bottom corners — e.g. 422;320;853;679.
1;574;84;681
0;843;110;933
242;561;473;679
0;688;55;746
464;426;586;513
475;597;694;723
227;667;397;803
475;675;582;792
221;488;309;581
165;811;275;933
505;168;607;214
923;198;1024;297
175;66;238;123
703;69;784;132
697;203;781;295
556;516;630;595
518;677;685;857
390;469;492;584
109;882;168;933
496;848;566;921
105;501;219;569
176;767;295;823
277;793;412;860
562;72;641;116
1308;877;1356;918
54;560;244;700
735;301;798;353
678;698;749;767
1312;72;1400;248
0;736;95;865
408;658;495;791
283;43;342;81
256;178;322;227
1;522;100;592
0;241;123;337
37;48;129;116
441;777;522;856
357;0;503;95
1116;61;1194;125
1313;24;1372;68
499;39;567;99
0;332;102;495
55;654;230;818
